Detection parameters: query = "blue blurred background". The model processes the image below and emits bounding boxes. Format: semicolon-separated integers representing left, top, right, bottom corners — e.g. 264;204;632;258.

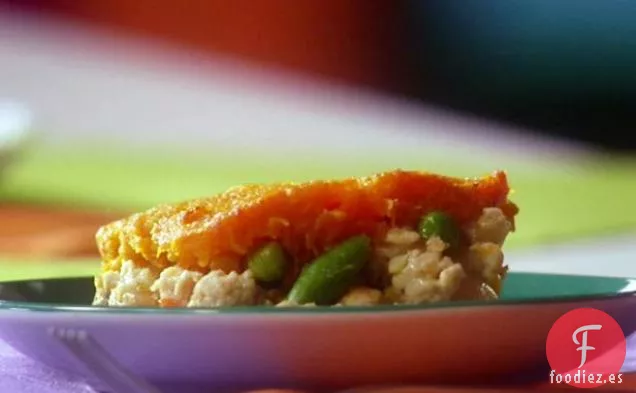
406;0;636;151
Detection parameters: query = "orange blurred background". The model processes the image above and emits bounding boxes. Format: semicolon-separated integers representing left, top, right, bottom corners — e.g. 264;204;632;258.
8;0;406;93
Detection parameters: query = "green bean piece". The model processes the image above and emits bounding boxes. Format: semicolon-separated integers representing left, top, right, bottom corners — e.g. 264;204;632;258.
247;242;288;283
287;235;371;305
418;211;460;249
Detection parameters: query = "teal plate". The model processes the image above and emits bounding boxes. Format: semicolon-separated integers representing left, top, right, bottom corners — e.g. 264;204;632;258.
1;272;635;391
0;272;634;313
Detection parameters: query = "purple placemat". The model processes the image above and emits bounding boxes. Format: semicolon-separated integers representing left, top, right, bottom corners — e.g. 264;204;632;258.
2;335;636;393
625;332;636;371
0;339;94;393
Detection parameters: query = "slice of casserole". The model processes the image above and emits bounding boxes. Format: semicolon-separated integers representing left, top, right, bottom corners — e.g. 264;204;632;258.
92;170;518;308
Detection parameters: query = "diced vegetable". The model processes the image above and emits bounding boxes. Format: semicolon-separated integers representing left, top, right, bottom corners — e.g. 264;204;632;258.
247;242;288;283
287;235;371;305
418;211;460;249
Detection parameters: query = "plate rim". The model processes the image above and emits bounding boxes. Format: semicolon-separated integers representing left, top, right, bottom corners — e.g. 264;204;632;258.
1;272;635;316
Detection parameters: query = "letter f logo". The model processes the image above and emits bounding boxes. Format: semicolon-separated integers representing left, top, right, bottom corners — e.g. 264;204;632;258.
573;324;602;368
